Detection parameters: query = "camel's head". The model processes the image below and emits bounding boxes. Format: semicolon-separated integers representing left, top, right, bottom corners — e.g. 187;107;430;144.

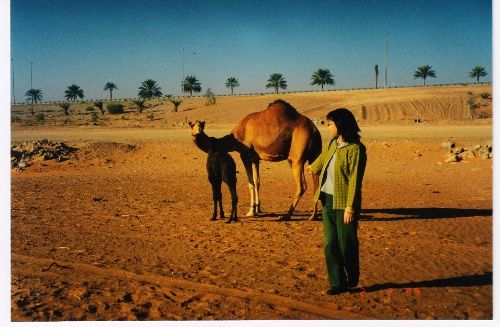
188;120;205;137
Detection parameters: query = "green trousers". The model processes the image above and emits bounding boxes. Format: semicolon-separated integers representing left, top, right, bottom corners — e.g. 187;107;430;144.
321;193;360;288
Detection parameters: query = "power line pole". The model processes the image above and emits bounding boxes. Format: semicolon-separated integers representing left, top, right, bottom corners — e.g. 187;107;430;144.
30;61;33;89
181;48;185;94
384;33;388;88
11;58;15;104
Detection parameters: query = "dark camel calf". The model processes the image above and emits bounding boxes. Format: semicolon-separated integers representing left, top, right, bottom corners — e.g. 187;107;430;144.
189;121;238;223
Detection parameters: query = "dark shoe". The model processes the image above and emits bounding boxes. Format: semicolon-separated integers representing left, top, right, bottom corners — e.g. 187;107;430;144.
326;286;347;296
347;280;358;289
278;215;291;221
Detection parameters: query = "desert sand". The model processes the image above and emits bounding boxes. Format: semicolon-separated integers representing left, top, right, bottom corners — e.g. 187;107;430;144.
10;85;493;320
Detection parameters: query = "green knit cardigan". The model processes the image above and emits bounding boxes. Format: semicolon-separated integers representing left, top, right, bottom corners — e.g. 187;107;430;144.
309;138;367;212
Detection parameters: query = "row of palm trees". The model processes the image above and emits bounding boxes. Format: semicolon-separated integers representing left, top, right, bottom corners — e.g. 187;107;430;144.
23;66;489;104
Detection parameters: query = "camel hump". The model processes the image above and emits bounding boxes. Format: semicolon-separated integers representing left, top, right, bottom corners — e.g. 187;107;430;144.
266;99;300;121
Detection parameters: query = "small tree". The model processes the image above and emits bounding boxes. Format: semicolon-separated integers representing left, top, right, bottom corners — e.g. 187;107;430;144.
94;101;104;114
310;69;335;91
103;82;118;100
132;99;147;113
374;65;379;89
204;88;216;106
25;88;43;104
65;84;84;101
468;66;487;85
169;99;182;112
182;75;202;96
138;79;163;99
413;65;437;86
266;73;287;94
59;103;71;116
225;77;240;95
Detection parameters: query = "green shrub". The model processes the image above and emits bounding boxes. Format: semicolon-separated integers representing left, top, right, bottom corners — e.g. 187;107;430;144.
91;111;99;123
204;88;216;106
35;113;45;122
94;101;104;114
480;92;491;99
107;103;124;114
11;115;22;123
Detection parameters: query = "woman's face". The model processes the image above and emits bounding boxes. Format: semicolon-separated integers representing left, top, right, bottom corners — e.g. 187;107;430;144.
327;120;340;138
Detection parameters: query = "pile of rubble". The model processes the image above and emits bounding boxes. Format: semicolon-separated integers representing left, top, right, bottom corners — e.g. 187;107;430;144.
442;141;492;163
11;139;77;169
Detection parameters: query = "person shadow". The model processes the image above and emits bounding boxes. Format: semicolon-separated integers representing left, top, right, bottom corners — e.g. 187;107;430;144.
359;207;492;221
351;272;492;293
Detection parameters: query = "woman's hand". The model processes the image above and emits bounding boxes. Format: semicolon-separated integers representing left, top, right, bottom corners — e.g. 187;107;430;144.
306;165;312;174
344;206;354;224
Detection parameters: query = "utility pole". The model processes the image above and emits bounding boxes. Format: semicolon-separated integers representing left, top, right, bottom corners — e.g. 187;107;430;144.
11;58;15;104
30;61;33;89
181;48;185;94
192;51;196;75
384;34;388;88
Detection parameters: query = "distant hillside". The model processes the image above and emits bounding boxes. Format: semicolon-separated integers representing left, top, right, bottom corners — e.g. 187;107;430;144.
11;85;492;127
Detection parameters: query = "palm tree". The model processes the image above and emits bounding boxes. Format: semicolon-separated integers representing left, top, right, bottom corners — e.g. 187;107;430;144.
132;99;146;113
182;75;202;96
374;65;379;89
468;66;487;84
310;69;334;91
65;84;84;101
94;101;104;114
225;77;240;95
59;103;71;116
25;89;43;104
103;82;118;100
138;79;163;99
266;73;287;94
170;99;182;112
413;65;437;86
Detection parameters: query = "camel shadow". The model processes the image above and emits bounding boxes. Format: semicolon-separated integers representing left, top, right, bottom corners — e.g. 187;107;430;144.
351;272;492;294
242;212;313;222
360;208;492;222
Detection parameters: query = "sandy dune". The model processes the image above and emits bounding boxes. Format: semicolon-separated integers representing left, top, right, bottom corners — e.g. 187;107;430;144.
10;85;492;320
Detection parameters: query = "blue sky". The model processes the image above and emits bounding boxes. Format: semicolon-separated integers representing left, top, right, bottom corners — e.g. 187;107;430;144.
10;0;492;102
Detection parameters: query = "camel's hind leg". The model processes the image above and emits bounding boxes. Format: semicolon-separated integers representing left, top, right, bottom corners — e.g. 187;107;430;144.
279;160;306;221
209;179;222;221
226;181;238;223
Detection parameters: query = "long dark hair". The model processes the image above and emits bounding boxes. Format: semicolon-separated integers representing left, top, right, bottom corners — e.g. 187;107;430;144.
326;108;361;143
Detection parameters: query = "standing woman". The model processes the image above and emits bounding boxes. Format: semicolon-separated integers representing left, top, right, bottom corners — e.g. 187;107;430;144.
307;108;367;295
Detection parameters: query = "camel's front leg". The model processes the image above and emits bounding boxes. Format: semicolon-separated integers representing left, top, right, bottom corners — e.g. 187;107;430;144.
279;161;306;221
308;172;320;221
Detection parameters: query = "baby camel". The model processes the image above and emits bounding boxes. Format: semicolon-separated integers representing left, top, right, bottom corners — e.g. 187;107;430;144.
189;120;238;223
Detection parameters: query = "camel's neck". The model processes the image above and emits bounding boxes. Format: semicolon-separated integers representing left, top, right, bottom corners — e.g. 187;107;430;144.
193;133;213;153
218;133;245;153
193;133;243;154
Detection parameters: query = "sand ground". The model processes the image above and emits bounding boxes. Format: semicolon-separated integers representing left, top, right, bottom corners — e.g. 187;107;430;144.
10;85;493;320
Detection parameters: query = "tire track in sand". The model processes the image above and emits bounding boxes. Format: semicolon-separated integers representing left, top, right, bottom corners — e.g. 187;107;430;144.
12;253;369;319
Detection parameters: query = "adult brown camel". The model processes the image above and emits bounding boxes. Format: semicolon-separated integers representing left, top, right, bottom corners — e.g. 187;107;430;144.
223;99;322;221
